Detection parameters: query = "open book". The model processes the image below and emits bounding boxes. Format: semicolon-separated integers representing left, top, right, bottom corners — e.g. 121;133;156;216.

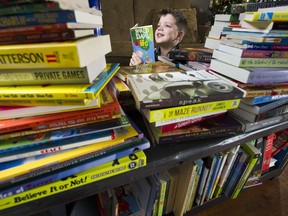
130;24;155;63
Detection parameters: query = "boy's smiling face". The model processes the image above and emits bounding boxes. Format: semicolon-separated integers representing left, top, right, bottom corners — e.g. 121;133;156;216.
155;14;179;46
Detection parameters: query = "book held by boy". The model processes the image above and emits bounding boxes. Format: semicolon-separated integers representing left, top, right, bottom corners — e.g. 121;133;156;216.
130;24;155;64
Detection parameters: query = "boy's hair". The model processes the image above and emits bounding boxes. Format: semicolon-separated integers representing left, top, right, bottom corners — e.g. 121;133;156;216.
158;8;188;34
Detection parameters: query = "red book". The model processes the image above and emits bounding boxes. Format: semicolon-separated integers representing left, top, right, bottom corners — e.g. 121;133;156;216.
261;133;275;173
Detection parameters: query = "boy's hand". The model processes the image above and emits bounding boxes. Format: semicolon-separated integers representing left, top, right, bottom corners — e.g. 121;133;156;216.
129;52;143;66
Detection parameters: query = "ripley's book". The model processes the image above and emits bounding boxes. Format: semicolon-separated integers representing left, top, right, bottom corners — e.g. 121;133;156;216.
130;24;155;64
127;70;244;110
0;150;147;211
0;63;119;101
0;35;111;69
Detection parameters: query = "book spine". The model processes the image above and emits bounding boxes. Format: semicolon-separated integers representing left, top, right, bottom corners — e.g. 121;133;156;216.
241;50;288;58
157;179;167;216
147;99;240;123
230;2;288;14
0;66;95;86
0;10;102;29
249;95;288;105
0;139;150;199
242;114;288;133
0;35;110;69
157;126;240;145
261;133;275;173
0;29;91;45
252;11;288;22
239;58;288;68
0;108;116;135
0;99;90;106
231;151;260;199
0;151;147;210
0;126;139;185
0;130;115;161
0;2;66;15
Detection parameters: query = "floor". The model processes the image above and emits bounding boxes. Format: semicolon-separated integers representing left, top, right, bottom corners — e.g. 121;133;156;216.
193;165;288;216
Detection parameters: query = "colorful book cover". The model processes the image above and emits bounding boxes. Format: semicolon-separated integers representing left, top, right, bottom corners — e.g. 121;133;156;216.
128;70;244;110
0;125;140;185
0;150;147;210
142;98;240;123
0;137;150;200
0;35;111;69
245;11;288;22
130;24;155;64
231;142;261;199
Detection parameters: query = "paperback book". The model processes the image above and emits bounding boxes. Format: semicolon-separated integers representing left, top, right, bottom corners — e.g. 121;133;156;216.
130;24;155;64
149;113;242;144
127;70;244;110
0;150;147;210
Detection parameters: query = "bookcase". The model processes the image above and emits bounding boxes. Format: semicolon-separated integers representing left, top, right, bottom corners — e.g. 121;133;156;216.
1;110;288;216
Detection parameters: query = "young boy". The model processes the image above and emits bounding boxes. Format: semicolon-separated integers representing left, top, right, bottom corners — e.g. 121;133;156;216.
129;8;188;66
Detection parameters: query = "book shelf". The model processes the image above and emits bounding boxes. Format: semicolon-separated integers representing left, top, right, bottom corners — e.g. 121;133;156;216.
1;111;288;216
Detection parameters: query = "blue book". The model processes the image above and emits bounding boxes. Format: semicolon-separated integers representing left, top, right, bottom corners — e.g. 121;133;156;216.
205;153;223;201
0;10;103;29
0;137;150;199
241;95;288;105
224;149;249;197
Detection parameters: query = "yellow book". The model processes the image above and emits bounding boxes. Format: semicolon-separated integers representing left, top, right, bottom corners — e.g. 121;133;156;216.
142;99;240;123
0;150;147;210
244;11;288;22
0;35;111;69
0;125;139;185
0;99;92;106
0;63;119;101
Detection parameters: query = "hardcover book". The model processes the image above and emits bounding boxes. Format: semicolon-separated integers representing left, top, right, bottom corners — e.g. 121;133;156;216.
212;49;288;68
0;55;107;86
0;63;119;101
0;125;141;186
0;150;147;210
149;113;242;144
0;35;111;69
244;11;288;22
0;9;103;29
130;24;155;64
0;28;96;45
0;137;150;199
209;59;288;84
167;48;213;63
127;70;244;110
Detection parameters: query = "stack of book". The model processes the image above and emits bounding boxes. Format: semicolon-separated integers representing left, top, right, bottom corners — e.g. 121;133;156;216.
127;66;245;145
0;0;149;211
208;6;288;133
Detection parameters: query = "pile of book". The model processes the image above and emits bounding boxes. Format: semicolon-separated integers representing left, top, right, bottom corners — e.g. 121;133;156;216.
126;61;246;145
208;5;288;133
0;0;149;212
